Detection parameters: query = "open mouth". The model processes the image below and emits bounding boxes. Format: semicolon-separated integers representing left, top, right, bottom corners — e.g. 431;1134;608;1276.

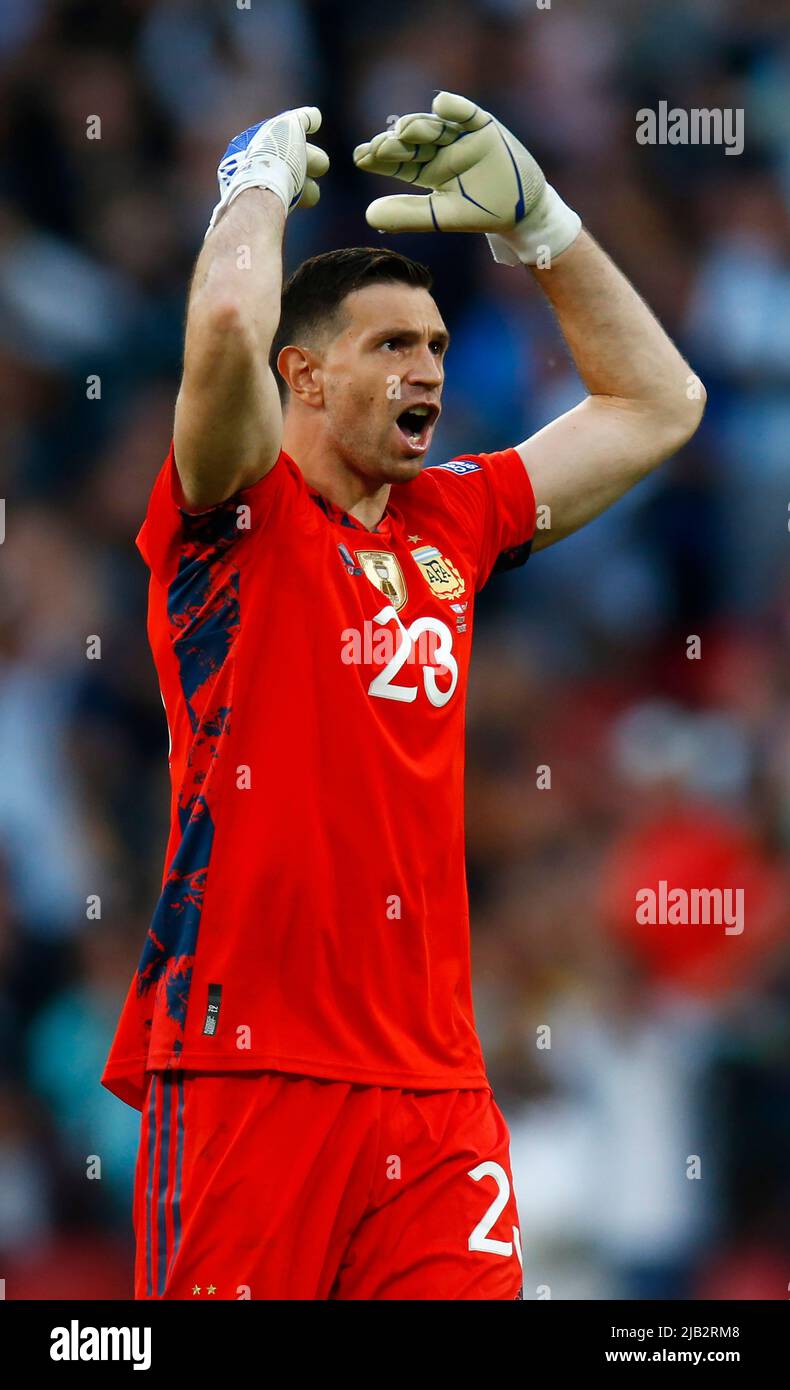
395;403;439;453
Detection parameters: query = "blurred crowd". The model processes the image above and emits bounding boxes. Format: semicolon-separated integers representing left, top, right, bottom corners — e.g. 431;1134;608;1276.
0;0;788;1299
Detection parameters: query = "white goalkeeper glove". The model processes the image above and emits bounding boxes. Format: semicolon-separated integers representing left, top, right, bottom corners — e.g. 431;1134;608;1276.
207;106;329;235
353;91;581;266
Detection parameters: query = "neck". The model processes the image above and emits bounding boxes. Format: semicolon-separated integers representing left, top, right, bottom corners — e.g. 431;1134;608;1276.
282;414;390;531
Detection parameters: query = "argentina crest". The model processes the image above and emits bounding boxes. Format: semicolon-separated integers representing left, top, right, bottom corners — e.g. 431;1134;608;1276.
355;550;408;610
411;544;466;601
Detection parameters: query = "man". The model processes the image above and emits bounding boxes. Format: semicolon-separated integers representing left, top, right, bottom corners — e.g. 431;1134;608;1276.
102;95;705;1300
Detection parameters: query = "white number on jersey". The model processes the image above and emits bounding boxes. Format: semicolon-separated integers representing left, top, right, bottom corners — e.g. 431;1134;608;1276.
367;605;458;708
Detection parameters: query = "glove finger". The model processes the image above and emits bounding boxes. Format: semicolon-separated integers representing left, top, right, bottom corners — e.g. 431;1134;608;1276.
353;150;386;173
414;136;485;185
352;145;418;173
360;127;437;161
369;134;437;163
393;113;440;141
354;149;399;175
378;160;433;185
305;142;330;177
395;113;461;146
365;129;396;156
385;160;432;185
353;131;398;166
297;177;321;209
360;138;484;193
295;105;322;135
353;149;430;186
366;193;439;233
432;91;490;131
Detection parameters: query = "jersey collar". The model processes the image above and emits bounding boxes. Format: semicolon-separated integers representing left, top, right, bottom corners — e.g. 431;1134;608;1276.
306;483;394;536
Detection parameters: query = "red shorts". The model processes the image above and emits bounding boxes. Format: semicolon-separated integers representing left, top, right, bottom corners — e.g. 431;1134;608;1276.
134;1070;523;1300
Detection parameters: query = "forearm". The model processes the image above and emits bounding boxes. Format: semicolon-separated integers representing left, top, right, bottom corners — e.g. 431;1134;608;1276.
530;230;704;439
185;188;286;382
171;105;326;508
514;231;706;548
174;189;286;507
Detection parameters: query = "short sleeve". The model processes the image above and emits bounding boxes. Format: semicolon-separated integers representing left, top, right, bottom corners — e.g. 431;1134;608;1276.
425;447;536;591
135;441;288;583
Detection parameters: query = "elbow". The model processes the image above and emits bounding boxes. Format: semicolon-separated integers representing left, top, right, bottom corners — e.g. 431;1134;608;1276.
681;370;707;437
658;372;707;454
184;293;260;383
189;261;263;341
196;293;250;340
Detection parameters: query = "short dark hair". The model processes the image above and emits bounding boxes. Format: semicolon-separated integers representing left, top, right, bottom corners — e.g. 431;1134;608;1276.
270;246;433;403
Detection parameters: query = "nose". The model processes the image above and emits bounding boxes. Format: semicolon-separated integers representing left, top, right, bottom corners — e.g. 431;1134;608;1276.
406;343;443;389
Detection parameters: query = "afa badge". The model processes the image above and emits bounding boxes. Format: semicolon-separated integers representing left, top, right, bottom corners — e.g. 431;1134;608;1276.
411;544;466;601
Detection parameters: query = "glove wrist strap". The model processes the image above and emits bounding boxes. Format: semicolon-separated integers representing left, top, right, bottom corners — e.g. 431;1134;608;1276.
486;184;582;267
207;157;292;235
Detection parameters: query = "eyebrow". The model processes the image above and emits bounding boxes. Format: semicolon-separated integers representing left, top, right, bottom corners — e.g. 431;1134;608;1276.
370;326;451;349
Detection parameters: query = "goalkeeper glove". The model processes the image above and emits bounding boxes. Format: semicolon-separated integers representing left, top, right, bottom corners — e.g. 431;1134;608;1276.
353;91;580;266
207;106;329;235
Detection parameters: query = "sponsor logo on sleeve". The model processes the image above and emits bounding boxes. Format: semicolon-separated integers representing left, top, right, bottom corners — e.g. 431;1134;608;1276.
426;459;481;476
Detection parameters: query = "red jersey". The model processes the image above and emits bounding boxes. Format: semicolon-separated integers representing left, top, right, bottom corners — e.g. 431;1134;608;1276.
102;443;536;1110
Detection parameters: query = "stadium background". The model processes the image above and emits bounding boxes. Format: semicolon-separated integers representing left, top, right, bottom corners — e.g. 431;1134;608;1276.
0;0;788;1300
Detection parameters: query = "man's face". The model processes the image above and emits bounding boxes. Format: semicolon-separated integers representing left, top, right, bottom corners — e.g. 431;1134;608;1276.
318;282;448;483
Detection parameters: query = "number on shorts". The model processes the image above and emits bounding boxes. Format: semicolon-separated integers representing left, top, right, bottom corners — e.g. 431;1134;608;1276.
467;1160;515;1258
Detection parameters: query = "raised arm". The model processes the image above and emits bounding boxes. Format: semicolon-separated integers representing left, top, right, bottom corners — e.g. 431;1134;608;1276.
354;90;705;547
519;231;705;549
175;191;286;509
174;108;329;510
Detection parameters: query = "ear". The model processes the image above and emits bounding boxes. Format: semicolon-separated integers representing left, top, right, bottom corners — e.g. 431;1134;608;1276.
276;345;324;406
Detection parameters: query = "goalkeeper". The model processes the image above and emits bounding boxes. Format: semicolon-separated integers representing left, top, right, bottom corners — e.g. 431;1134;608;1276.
103;96;705;1301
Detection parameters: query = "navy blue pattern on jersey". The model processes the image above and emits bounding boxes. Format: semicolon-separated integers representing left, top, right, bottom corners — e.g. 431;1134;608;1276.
135;501;241;1054
167;503;242;732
